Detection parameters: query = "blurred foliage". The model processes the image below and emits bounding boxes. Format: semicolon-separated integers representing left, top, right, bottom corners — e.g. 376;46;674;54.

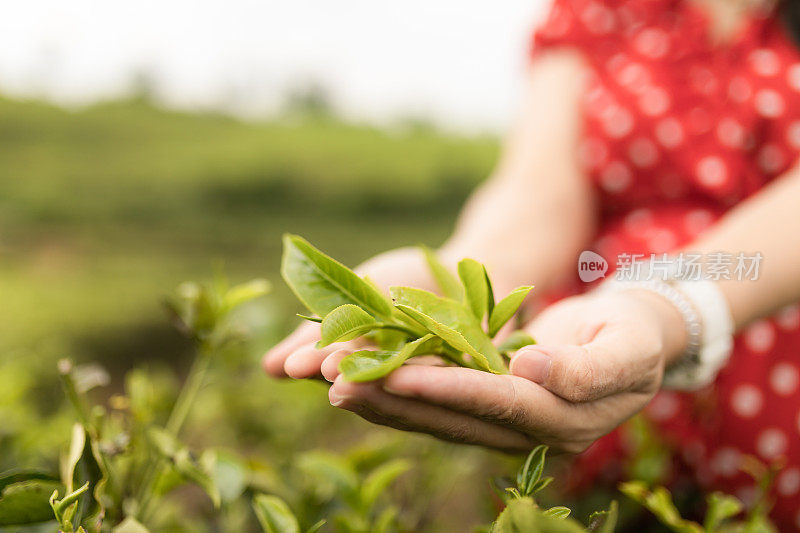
0;95;501;531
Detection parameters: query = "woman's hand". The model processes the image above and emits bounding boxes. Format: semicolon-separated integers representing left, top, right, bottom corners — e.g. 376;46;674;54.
324;290;688;454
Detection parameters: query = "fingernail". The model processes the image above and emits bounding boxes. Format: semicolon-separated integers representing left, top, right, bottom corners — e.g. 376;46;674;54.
329;388;345;407
511;348;552;383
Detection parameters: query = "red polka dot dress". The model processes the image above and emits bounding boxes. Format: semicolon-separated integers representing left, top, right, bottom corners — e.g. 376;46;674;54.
530;0;800;528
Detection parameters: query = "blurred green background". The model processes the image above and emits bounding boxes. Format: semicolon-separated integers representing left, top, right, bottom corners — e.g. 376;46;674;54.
0;94;528;531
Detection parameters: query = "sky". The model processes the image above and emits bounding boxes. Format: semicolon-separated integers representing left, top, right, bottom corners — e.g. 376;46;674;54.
0;0;548;131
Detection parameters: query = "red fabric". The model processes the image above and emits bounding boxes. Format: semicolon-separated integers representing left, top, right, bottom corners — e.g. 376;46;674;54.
531;0;800;528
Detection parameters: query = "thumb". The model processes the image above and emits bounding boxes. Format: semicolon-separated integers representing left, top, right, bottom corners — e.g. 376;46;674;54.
510;330;657;402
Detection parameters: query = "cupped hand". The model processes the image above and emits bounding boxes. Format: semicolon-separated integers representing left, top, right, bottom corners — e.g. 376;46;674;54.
324;290;688;454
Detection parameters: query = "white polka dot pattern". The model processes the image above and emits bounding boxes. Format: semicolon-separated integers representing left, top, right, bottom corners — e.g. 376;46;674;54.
744;321;776;353
531;1;800;522
771;363;800;396
756;428;788;459
778;468;800;496
731;384;763;418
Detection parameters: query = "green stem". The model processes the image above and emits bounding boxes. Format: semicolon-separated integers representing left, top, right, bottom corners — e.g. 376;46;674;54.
58;359;93;430
166;344;212;435
135;342;213;522
378;323;422;338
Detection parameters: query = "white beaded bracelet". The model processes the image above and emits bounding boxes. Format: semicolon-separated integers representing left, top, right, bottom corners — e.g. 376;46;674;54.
601;275;734;390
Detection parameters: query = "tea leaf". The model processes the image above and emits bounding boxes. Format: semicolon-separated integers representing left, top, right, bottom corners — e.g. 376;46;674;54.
488;286;533;338
497;331;536;356
147;428;221;508
252;494;300;533
373;505;399;533
0;475;62;526
63;423;86;492
223;278;271;312
209;451;248;504
318;304;379;347
360;459;411;511
619;482;703;533
297;451;359;496
281;234;393;320
484;265;495;317
339;335;437;382
543;506;571;519
458;258;490;321
588;501;618;533
391;287;505;373
421;246;463;300
491;497;585;533
297;314;322;323
112;516;150;533
517;445;547;497
306;519;327;533
703;492;742;531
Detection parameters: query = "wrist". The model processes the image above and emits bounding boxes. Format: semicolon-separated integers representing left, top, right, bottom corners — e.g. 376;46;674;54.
623;289;689;368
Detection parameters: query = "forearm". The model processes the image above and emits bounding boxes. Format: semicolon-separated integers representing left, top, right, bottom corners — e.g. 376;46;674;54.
440;169;594;296
685;168;800;329
440;51;596;295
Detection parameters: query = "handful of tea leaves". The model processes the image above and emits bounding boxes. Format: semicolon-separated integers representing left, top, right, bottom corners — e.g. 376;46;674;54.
281;235;536;381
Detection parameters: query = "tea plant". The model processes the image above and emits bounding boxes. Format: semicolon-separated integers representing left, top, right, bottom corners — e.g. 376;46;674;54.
620;454;779;533
252;448;410;533
281;235;536;381
488;445;618;533
0;276;270;531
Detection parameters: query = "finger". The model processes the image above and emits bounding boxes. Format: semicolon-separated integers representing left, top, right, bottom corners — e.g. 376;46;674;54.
380;366;591;448
285;338;365;379
321;349;350;382
283;342;340;379
329;377;536;453
510;325;662;403
262;322;320;377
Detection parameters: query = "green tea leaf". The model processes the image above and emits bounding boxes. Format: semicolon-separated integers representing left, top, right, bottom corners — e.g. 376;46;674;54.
0;478;63;526
306;519;326;533
484;265;495;318
704;492;742;531
147;428;221;508
209;451;248;504
373;505;399;533
491;497;585;533
112;516;150;533
497;331;537;356
458;258;490;321
281;234;393;320
297;314;322;323
488;286;533;338
391;287;506;373
421;246;463;300
543;506;571;519
318;304;379;347
339;335;437;382
517;445;548;497
588;501;618;533
252;494;300;533
619;482;703;533
296;451;359;496
360;459;411;511
63;423;86;492
223;279;271;312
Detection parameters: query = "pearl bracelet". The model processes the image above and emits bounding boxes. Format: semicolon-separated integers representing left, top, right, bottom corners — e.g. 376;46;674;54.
601;275;734;390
